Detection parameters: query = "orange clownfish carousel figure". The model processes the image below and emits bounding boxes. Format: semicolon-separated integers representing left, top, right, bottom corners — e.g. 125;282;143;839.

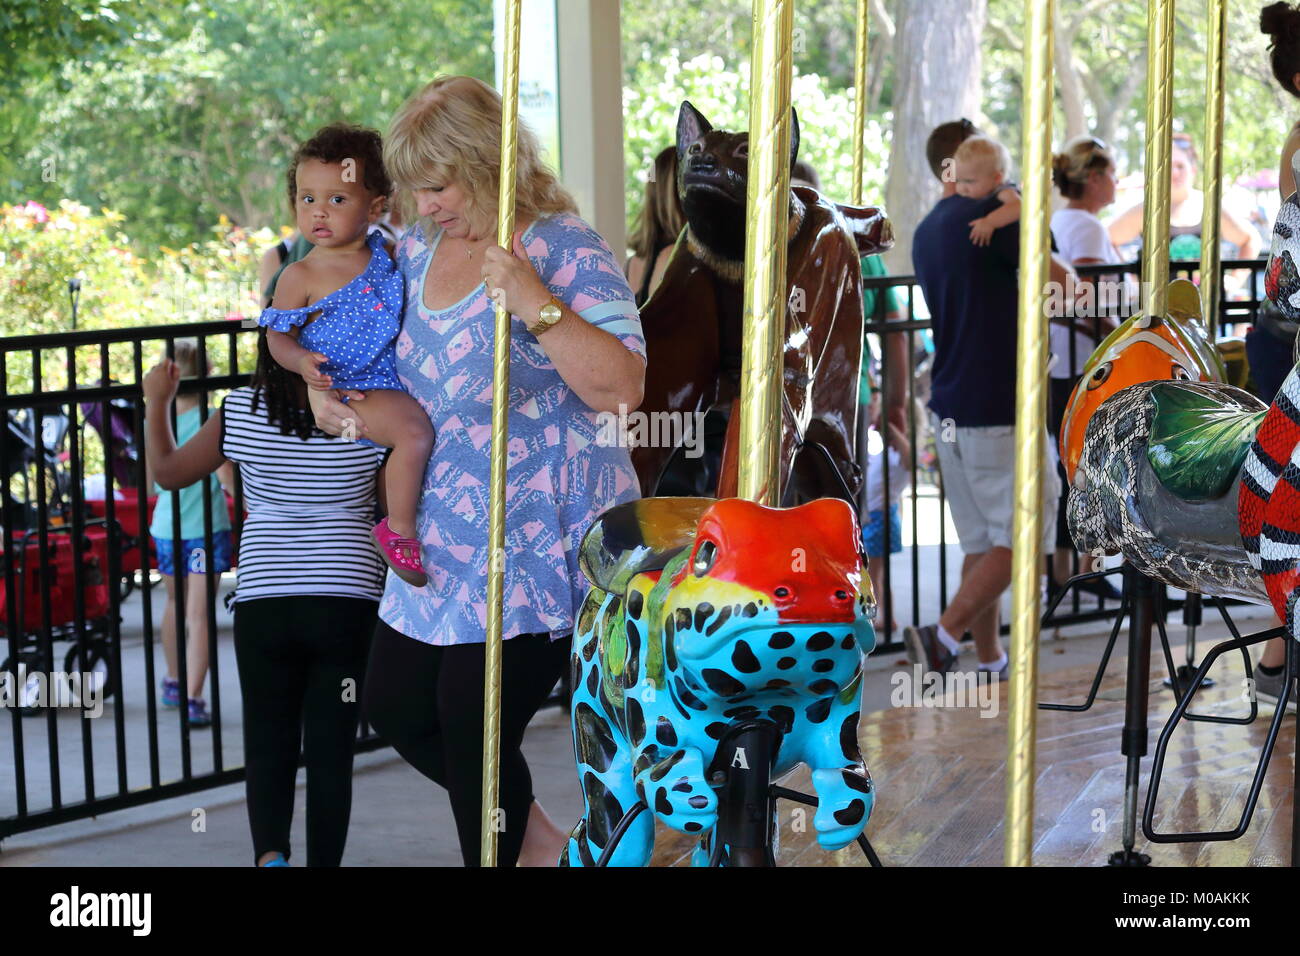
1058;278;1225;485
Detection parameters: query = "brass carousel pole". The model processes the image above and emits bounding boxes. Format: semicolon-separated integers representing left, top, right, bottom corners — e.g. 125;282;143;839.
851;0;869;206
1143;0;1176;323
738;0;796;504
481;0;522;868
1200;0;1227;337
1099;0;1175;869
1003;0;1054;868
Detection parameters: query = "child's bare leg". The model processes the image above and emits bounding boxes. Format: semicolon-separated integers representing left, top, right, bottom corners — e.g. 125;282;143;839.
867;556;891;631
183;572;212;700
160;572;178;680
353;389;435;539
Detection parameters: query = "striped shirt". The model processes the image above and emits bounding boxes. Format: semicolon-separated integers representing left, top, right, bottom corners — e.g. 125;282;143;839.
220;387;387;603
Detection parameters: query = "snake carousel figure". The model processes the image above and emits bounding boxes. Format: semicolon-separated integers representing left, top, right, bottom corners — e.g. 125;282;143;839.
561;496;877;867
1065;185;1300;624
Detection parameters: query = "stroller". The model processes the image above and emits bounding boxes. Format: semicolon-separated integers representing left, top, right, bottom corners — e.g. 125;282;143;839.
3;406;71;528
0;522;118;714
2;405;122;715
80;389;154;600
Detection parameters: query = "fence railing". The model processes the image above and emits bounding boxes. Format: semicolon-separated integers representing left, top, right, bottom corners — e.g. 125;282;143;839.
0;255;1271;839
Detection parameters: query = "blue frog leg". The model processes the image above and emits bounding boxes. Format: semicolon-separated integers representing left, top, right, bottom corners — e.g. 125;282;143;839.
797;673;873;851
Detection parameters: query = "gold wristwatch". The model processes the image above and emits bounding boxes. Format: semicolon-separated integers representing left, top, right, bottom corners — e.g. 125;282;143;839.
528;295;564;335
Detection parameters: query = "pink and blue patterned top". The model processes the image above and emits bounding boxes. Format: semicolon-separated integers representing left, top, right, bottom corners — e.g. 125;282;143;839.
257;230;405;392
378;213;646;646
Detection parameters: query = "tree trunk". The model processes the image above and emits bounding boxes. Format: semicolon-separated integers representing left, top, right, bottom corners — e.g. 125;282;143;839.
882;0;987;276
1054;11;1086;142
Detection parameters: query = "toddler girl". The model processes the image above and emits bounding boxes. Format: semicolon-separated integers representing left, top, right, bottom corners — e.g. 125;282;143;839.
954;134;1022;246
259;123;433;586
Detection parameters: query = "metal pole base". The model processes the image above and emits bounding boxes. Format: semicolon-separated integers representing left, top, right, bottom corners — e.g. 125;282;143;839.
1107;848;1152;867
1163;664;1214;695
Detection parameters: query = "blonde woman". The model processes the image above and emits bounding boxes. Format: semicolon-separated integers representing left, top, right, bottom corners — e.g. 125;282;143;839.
625;145;685;307
312;75;645;867
1048;136;1125;598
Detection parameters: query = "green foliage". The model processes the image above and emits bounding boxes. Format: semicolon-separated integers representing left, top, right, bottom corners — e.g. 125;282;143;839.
622;53;890;240
0;200;141;334
0;199;266;395
984;0;1289;188
4;0;494;248
0;0;174;93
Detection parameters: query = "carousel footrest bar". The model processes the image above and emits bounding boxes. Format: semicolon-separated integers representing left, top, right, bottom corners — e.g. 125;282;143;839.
1038;593;1128;712
1141;629;1293;845
770;784;884;867
1041;566;1125;621
1179;625;1282;725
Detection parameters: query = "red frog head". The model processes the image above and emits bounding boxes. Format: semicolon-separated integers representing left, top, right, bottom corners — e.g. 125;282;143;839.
664;498;876;701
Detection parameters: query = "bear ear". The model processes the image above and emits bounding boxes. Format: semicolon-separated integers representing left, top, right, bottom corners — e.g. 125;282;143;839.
789;106;800;169
677;101;713;163
579;497;715;593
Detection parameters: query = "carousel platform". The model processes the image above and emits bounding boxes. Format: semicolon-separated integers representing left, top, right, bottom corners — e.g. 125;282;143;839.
652;656;1296;866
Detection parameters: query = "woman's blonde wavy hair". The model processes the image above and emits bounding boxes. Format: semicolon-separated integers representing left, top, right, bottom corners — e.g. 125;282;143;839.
385;75;577;236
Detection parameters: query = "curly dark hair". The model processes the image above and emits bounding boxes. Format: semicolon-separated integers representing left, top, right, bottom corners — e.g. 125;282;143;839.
249;329;317;440
1262;2;1300;97
285;122;393;213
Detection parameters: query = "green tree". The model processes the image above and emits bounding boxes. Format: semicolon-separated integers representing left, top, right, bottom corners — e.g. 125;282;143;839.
4;0;494;248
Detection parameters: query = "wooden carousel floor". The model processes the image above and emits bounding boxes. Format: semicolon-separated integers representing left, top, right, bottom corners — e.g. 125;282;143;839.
651;657;1297;866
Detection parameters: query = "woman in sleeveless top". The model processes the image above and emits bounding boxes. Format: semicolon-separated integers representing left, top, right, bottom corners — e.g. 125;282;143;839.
1107;134;1260;261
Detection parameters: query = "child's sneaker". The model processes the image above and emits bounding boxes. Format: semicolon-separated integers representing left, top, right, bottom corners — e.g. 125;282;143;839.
161;677;181;709
372;518;428;587
187;698;212;728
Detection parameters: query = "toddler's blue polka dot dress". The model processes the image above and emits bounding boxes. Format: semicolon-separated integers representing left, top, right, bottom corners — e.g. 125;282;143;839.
258;230;405;393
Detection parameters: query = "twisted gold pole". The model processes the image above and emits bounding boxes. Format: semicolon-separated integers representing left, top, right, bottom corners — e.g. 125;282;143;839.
1142;0;1176;324
1004;0;1053;868
737;0;795;505
1201;0;1227;337
851;0;869;205
481;0;521;868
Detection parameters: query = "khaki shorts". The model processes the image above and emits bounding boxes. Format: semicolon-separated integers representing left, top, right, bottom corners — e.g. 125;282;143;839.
930;412;1060;555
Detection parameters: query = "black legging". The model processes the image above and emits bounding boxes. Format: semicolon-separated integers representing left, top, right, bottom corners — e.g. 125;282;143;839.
363;620;570;867
233;595;377;866
1048;376;1075;551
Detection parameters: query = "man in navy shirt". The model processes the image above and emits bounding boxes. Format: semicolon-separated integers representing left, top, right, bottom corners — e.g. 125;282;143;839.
904;121;1075;682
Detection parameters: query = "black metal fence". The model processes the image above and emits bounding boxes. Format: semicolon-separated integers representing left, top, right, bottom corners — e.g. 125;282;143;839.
0;320;396;839
0;256;1272;840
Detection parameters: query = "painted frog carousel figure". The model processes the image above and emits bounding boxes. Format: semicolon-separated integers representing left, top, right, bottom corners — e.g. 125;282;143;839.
561;496;877;867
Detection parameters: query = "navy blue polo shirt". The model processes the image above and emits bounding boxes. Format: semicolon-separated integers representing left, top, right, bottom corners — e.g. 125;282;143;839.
912;194;1021;427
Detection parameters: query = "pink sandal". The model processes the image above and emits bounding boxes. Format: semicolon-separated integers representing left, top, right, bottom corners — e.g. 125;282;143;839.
372;518;428;587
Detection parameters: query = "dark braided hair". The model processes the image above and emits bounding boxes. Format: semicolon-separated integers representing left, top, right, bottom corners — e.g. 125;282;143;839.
1262;2;1300;97
249;329;318;440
